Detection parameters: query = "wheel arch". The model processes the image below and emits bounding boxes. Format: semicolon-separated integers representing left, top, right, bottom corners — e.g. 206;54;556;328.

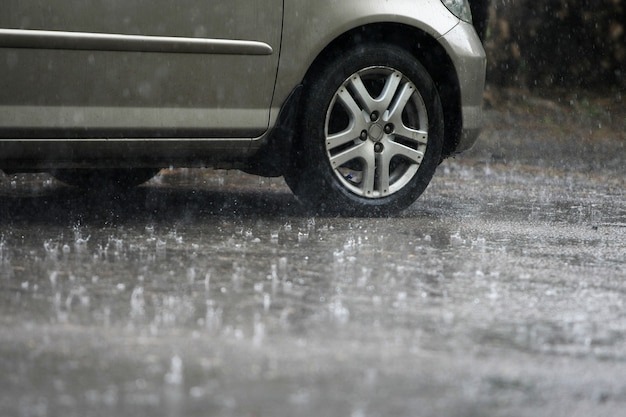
251;22;464;176
299;23;463;158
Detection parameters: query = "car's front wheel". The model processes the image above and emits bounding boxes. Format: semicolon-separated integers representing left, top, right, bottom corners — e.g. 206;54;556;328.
284;43;444;215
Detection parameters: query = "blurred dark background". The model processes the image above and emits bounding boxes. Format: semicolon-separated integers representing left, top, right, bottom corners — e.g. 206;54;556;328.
471;0;625;91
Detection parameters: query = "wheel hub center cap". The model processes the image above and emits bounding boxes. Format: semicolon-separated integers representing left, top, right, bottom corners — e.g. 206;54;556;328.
368;123;384;142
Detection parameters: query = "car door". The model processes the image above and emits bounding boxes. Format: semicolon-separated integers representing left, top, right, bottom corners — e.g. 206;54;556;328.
0;0;283;139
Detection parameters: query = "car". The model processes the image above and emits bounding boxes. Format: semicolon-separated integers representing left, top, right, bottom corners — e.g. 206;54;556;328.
0;0;486;215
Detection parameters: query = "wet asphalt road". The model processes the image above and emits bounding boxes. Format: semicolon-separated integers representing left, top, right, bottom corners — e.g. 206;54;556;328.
1;95;625;417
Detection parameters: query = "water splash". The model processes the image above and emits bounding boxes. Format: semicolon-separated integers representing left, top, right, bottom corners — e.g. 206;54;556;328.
164;355;184;385
130;286;145;320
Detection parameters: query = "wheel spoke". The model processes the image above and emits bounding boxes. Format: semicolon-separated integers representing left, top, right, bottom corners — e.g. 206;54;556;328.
361;151;377;195
385;82;415;121
337;88;367;119
348;71;404;116
327;89;369;150
329;141;371;168
348;74;376;115
394;125;428;145
378;71;403;111
375;151;391;195
326;125;360;151
387;140;425;164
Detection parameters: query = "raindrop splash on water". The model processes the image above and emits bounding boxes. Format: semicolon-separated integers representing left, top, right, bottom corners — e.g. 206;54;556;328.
0;237;5;263
204;270;211;292
263;293;272;312
328;298;350;324
43;240;60;259
253;313;265;347
73;226;90;252
130;286;145;320
49;271;58;288
186;267;196;284
164;355;184;385
205;300;223;334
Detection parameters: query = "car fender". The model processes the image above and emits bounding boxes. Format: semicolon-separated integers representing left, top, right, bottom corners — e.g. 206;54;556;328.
272;0;459;108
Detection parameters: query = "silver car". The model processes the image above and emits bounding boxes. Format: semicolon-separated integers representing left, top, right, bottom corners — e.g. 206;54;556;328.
0;0;485;215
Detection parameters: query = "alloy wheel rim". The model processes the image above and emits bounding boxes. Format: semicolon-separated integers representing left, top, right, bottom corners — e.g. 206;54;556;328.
324;66;429;199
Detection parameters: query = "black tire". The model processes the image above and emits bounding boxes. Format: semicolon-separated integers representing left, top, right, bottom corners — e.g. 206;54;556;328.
284;43;444;216
51;168;160;190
